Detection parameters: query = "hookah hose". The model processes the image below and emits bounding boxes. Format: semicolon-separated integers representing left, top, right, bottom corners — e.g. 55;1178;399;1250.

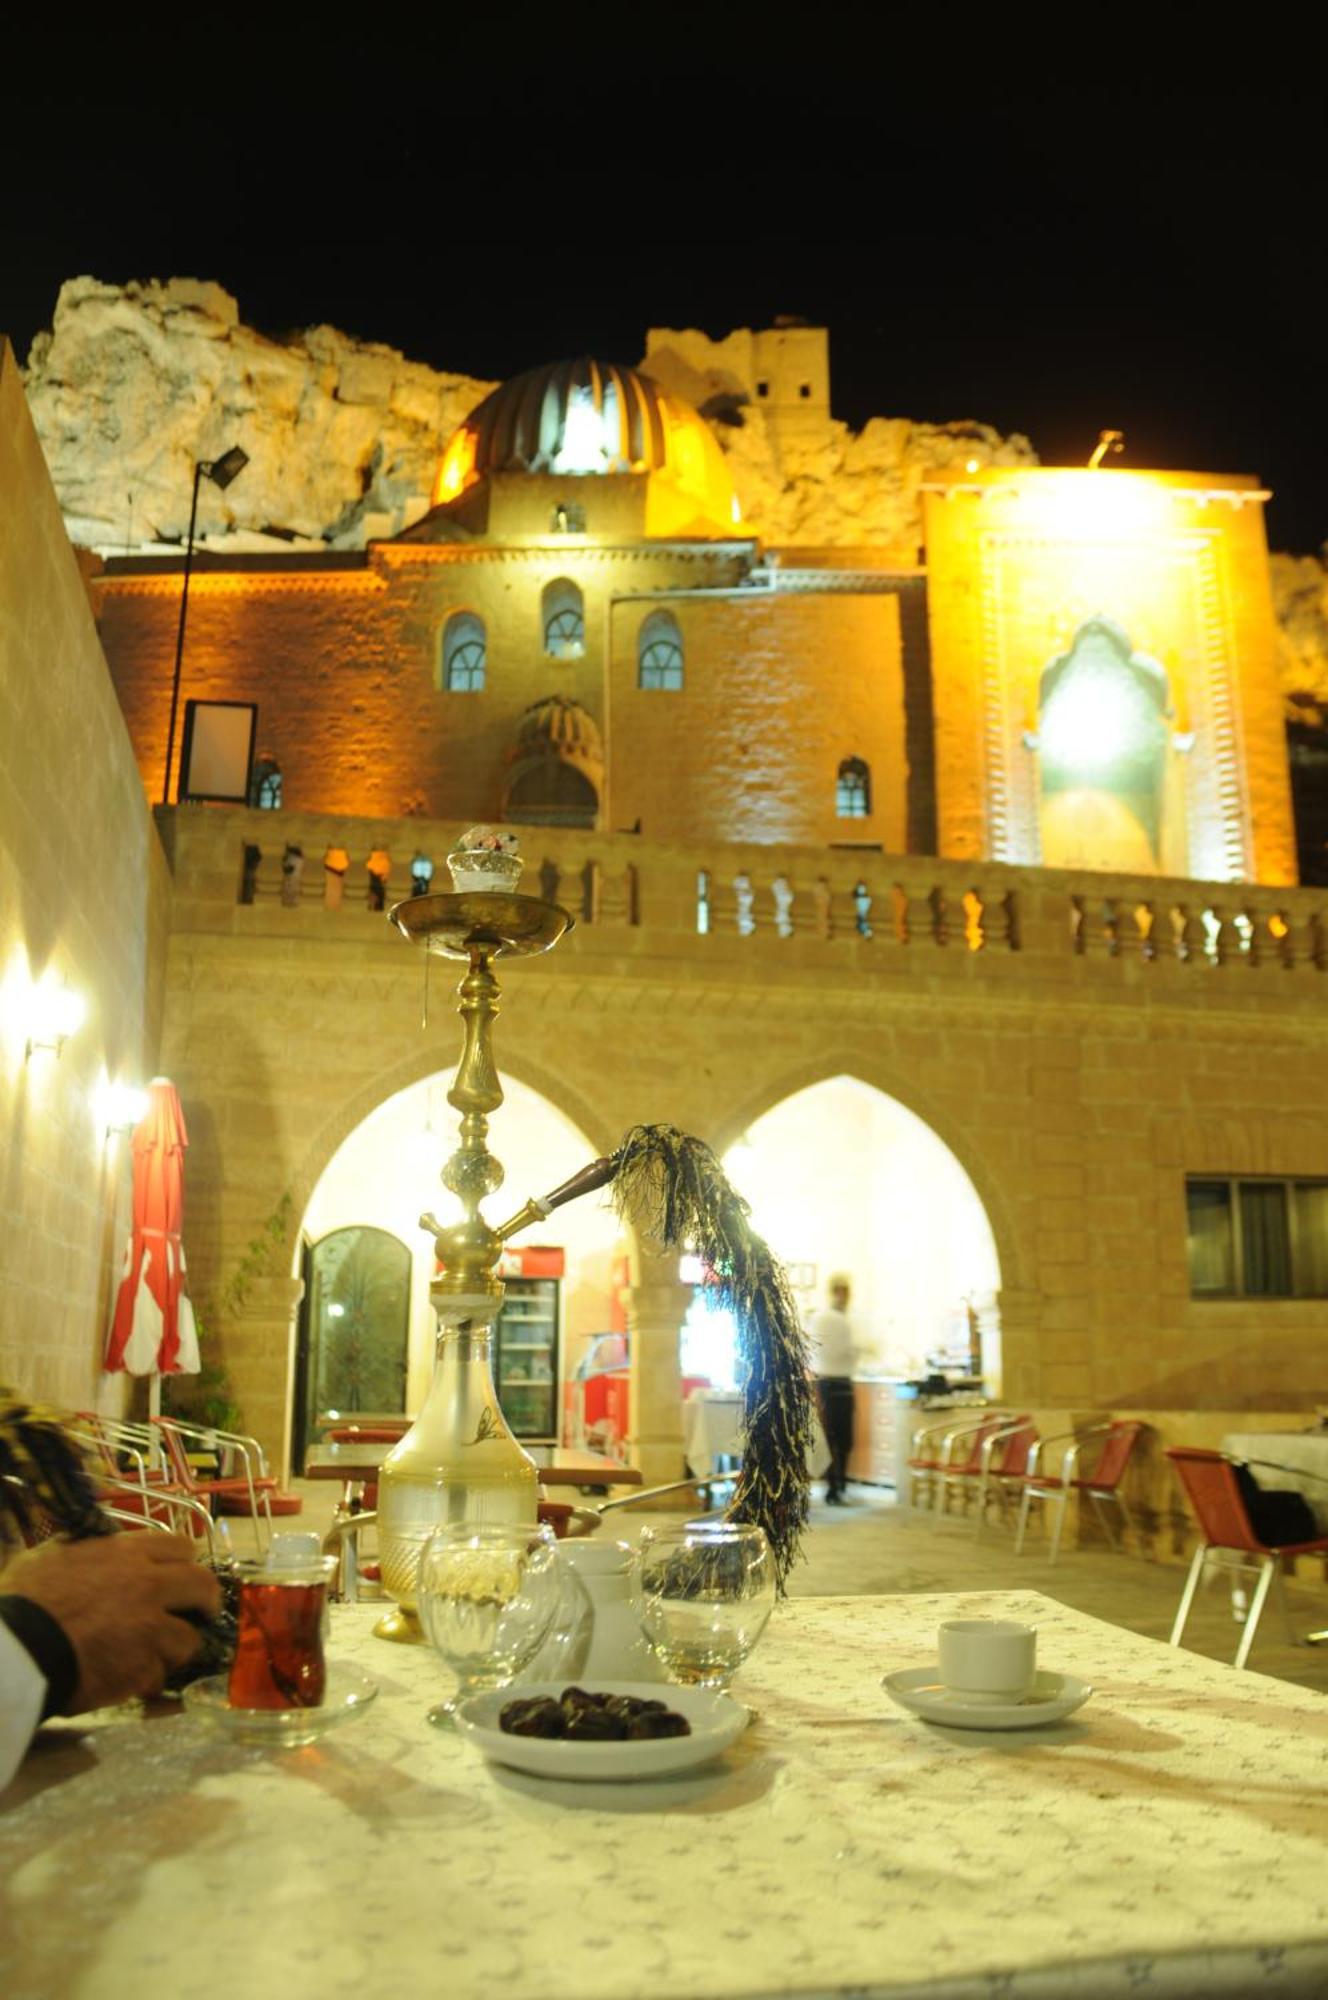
0;1388;238;1687
520;1125;814;1591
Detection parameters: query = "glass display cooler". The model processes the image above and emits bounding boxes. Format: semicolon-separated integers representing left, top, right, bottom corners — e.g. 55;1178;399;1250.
494;1245;564;1441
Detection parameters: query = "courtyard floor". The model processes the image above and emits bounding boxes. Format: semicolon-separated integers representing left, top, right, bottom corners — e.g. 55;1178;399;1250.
290;1477;1328;1696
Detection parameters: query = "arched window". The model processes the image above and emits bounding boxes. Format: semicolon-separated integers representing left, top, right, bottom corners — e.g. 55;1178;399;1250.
836;757;871;818
542;578;585;659
441;611;486;691
638;610;683;690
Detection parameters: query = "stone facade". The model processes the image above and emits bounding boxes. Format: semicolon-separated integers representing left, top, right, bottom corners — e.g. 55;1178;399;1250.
89;543;918;850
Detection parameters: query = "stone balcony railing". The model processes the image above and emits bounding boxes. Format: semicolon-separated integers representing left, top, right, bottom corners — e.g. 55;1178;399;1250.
156;806;1328;982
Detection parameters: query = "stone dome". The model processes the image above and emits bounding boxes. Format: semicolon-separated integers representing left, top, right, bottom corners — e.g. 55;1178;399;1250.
433;357;738;534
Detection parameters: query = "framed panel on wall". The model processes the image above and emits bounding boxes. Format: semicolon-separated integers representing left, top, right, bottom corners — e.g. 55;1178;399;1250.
179;700;258;803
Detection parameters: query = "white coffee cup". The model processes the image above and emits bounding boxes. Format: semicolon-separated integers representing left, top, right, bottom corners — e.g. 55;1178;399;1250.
937;1618;1037;1705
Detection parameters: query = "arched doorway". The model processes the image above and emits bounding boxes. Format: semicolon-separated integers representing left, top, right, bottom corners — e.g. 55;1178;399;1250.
292;1072;624;1466
292;1226;411;1468
704;1075;1002;1387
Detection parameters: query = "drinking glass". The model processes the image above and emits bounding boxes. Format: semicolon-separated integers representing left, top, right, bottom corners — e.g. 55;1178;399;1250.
417;1520;561;1729
635;1521;775;1691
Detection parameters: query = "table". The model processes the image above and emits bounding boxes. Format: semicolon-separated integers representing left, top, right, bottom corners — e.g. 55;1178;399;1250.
681;1388;745;1474
303;1442;643;1488
1222;1430;1328;1533
7;1589;1328;1999
682;1392;830;1483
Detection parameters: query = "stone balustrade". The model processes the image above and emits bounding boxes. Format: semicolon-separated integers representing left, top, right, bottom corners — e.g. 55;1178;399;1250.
157;805;1328;978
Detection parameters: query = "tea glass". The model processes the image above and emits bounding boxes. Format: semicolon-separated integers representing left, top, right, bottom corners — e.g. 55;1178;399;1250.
417;1520;561;1729
635;1521;775;1692
227;1555;337;1711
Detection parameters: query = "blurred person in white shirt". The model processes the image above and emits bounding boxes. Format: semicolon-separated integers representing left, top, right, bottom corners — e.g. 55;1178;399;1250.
807;1275;861;1505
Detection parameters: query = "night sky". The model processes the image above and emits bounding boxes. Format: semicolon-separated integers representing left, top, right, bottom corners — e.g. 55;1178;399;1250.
4;61;1325;552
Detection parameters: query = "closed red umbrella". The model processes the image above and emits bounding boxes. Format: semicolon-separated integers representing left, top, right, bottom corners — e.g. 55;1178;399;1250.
105;1078;201;1377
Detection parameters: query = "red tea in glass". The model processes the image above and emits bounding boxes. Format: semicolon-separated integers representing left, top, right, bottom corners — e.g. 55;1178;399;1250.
228;1571;328;1710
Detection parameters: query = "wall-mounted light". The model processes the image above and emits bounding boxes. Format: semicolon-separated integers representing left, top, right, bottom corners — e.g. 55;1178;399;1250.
25;983;86;1059
1087;429;1125;470
96;1079;149;1133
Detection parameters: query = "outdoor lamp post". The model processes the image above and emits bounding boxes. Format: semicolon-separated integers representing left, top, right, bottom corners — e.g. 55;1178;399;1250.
160;445;249;805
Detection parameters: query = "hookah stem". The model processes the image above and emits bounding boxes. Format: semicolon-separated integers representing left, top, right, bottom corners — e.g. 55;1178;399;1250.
535;1152;624;1213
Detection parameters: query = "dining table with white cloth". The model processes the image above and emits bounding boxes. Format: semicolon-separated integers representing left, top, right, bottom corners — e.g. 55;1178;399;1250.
682;1387;830;1481
1221;1429;1328;1533
5;1588;1328;2000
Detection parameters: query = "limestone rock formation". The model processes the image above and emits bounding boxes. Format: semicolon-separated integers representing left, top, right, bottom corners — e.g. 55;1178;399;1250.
22;277;495;550
640;326;1037;555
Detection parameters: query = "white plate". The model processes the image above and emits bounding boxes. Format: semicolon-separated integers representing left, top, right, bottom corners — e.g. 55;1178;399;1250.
882;1666;1093;1730
455;1681;748;1781
183;1665;378;1746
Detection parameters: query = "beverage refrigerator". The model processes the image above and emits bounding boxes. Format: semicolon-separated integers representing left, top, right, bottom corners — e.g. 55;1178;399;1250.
494;1245;564;1442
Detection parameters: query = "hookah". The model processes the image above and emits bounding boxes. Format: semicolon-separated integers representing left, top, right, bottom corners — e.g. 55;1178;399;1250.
374;830;812;1641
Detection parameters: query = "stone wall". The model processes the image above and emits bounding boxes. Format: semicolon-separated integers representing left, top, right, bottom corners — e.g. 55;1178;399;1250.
156;805;1328;1471
89;546;922;847
0;341;169;1413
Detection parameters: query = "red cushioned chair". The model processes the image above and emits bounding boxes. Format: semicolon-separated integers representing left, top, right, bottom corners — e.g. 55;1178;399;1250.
972;1418;1039;1540
1165;1446;1328;1670
1015;1420;1143;1564
152;1417;281;1554
936;1415;1020;1519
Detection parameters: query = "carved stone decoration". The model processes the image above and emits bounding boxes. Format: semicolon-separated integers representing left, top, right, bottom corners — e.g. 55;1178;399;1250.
501;695;603;829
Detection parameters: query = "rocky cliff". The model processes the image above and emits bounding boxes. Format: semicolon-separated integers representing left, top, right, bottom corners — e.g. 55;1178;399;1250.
20;277;1328;715
21;277;495;550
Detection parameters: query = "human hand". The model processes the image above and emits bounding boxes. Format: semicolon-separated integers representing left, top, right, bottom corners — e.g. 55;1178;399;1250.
3;1533;223;1712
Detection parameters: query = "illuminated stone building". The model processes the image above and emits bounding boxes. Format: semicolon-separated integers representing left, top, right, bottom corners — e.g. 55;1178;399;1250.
4;329;1327;1543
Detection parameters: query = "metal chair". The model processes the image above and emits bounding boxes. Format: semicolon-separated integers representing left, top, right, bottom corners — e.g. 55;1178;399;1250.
936;1415;1019;1518
1165;1446;1328;1670
904;1416;956;1513
972;1418;1039;1539
151;1418;277;1553
1015;1420;1143;1563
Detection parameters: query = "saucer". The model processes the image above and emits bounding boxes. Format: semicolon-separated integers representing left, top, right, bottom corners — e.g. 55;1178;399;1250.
882;1666;1092;1730
183;1666;379;1747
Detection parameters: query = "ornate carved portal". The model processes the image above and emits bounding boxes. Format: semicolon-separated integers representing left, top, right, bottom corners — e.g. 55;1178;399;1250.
978;530;1251;880
1029;616;1176;874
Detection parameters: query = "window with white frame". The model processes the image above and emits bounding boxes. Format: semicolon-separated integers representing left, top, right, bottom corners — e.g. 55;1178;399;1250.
542;578;585;659
441;611;486;691
638;610;683;690
836;756;871;818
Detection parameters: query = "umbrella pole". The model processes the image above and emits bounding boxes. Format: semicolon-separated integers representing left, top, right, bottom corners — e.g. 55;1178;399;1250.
148;1372;162;1466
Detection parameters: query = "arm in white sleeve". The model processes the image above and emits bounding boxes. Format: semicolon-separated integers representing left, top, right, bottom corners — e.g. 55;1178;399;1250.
0;1617;47;1793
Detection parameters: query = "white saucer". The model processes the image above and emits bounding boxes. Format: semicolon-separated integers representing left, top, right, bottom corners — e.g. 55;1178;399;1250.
882;1666;1092;1730
455;1681;748;1782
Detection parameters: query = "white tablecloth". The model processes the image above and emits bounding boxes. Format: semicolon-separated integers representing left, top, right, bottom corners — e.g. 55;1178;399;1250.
5;1590;1328;2000
1221;1430;1328;1533
682;1392;831;1480
682;1389;746;1473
